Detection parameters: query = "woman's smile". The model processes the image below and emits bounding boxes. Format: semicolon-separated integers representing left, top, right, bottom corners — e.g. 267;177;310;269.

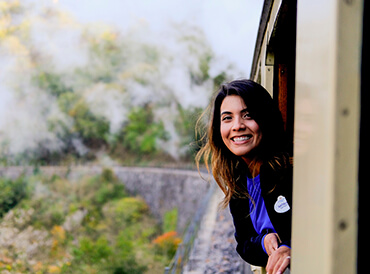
231;134;252;144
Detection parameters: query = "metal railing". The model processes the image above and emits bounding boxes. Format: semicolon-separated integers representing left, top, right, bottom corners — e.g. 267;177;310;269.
164;181;216;274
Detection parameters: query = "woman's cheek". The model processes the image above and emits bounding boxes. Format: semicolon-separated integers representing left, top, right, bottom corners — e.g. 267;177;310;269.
220;124;230;144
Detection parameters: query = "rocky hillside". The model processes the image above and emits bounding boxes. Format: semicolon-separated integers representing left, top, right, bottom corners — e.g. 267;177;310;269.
0;168;180;273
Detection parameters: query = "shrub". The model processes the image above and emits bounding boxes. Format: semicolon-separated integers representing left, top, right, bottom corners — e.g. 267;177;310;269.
57;91;110;149
100;168;115;182
94;183;119;205
33;71;71;97
69;168;125;208
92;169;126;205
153;231;181;258
73;236;112;265
51;225;66;243
0;176;29;217
121;105;168;155
163;207;178;232
51;225;67;258
104;197;149;226
174;105;203;161
70;233;147;274
108;230;148;274
30;199;66;229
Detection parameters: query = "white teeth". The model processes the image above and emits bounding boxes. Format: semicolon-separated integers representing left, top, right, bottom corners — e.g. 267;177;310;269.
233;136;251;142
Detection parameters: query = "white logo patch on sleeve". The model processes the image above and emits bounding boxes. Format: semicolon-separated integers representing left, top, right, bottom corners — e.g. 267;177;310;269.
274;195;290;213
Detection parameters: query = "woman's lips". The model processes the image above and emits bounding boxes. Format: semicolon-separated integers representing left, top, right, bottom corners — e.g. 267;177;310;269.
231;135;252;144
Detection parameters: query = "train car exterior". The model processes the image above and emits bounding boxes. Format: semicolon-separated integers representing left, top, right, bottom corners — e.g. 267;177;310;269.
250;0;365;273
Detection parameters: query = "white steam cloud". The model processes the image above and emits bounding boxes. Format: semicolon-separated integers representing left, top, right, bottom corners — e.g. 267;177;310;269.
0;1;243;162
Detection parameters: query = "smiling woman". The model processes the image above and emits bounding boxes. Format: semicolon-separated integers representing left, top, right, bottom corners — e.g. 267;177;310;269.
196;79;292;273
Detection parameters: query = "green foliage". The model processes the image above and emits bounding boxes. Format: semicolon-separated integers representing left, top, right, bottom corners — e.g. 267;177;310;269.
84;30;124;83
163;207;178;233
0;169;177;273
92;168;126;206
191;53;212;84
174;104;203;161
33;71;71;97
52;90;110;152
0;176;29;217
30;199;66;229
68;98;110;146
213;71;227;88
65;175;151;273
69;235;147;274
57;91;79;114
72;236;113;265
199;53;212;81
24;168;125;229
122;105;168;155
108;230;148;274
101;168;115;181
51;90;111;154
104;197;149;227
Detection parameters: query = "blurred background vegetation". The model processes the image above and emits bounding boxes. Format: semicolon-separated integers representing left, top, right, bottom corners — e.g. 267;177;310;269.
0;0;240;167
0;168;183;273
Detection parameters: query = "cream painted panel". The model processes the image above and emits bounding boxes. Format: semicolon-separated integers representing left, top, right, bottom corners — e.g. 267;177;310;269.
292;2;336;272
292;0;362;273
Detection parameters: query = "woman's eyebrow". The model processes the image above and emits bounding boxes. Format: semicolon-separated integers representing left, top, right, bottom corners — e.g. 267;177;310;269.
220;111;232;116
221;108;248;117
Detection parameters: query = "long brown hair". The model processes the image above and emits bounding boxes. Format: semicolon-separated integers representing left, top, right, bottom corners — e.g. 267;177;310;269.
196;79;290;208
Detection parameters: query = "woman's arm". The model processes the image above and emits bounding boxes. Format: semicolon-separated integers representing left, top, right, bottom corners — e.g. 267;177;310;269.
234;228;271;266
230;199;271;266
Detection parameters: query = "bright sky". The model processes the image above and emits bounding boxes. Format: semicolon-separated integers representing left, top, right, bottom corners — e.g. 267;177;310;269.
51;0;263;76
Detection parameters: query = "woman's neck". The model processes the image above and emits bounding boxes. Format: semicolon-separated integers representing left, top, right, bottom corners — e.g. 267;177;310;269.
242;156;262;177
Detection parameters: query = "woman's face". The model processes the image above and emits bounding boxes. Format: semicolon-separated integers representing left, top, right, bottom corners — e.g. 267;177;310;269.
220;95;262;162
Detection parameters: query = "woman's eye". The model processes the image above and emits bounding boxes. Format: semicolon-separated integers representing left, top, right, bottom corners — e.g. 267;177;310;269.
222;116;231;121
243;113;251;119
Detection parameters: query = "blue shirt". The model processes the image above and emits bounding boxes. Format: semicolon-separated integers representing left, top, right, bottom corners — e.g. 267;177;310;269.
247;174;276;253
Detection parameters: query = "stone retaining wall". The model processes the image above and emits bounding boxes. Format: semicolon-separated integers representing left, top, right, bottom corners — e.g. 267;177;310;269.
0;166;212;233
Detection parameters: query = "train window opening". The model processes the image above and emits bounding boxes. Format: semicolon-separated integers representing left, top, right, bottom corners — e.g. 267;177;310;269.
250;0;297;156
269;0;297;155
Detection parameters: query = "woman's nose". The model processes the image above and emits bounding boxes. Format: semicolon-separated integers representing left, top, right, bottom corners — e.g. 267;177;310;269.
232;117;246;131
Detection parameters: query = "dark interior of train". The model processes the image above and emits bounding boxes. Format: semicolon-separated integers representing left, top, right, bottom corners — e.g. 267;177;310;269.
266;0;297;156
358;0;368;272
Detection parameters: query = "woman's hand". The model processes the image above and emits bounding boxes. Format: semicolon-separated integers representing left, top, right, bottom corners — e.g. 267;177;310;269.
263;233;279;256
266;245;291;274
